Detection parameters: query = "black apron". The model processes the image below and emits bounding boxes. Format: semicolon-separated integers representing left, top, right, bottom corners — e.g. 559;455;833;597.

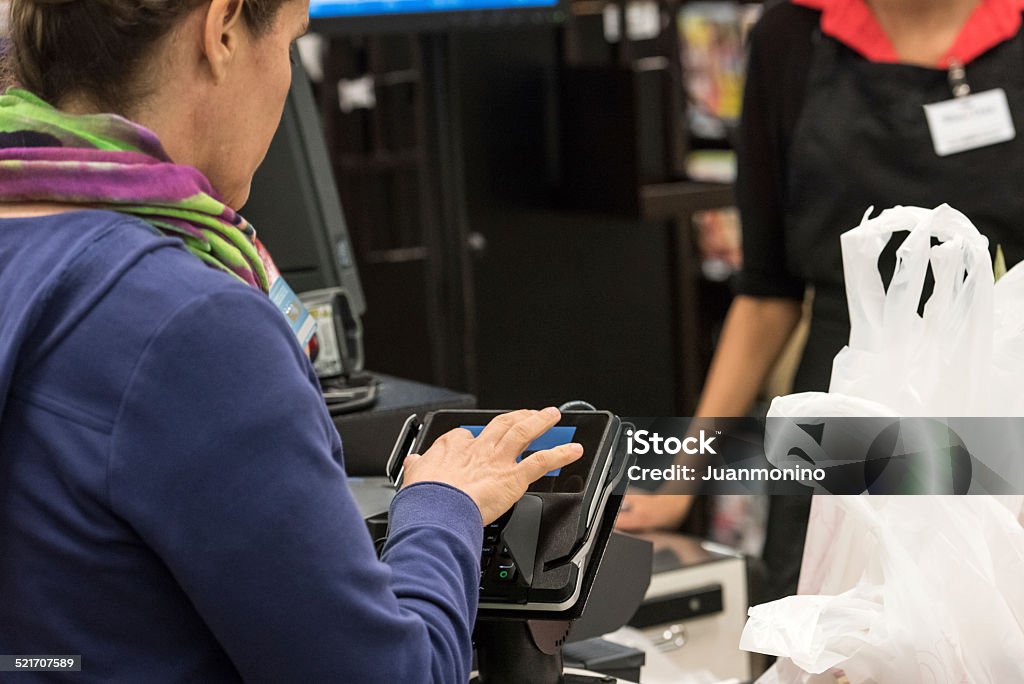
758;26;1024;605
789;27;1024;393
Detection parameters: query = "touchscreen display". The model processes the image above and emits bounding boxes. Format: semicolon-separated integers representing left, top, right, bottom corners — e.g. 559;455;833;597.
417;411;613;495
461;425;578;477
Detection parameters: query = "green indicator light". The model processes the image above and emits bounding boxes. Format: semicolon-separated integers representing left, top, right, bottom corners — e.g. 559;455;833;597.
499;570;509;579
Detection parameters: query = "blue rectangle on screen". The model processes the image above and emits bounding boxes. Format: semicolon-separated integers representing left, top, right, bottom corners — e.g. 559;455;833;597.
310;0;557;18
460;425;577;477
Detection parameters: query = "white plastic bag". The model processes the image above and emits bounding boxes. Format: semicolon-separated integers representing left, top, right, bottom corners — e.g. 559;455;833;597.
742;497;1024;684
832;204;997;415
740;205;1024;683
992;261;1024;414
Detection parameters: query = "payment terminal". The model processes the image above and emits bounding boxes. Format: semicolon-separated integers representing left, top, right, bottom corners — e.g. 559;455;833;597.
386;409;632;616
385;408;651;683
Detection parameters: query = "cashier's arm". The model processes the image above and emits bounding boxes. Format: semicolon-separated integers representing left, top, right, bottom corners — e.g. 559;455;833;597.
616;295;801;531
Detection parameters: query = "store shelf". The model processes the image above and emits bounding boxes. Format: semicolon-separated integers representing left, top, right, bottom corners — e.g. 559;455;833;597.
639;181;734;222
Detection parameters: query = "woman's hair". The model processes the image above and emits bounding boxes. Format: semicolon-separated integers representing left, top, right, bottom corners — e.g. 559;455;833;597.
6;0;289;112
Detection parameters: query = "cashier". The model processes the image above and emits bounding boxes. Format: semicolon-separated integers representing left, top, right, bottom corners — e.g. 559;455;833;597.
619;0;1024;602
0;0;582;681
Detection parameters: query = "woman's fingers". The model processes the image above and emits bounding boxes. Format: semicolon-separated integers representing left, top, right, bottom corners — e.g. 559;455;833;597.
402;408;579;524
493;407;561;458
515;442;583;484
472;409;534;448
439;427;475;444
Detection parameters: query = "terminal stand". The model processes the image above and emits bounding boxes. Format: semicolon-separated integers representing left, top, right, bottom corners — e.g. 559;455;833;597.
473;528;653;683
475;620;569;684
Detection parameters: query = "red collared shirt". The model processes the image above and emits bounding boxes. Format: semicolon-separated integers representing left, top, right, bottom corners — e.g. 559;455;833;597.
793;0;1024;65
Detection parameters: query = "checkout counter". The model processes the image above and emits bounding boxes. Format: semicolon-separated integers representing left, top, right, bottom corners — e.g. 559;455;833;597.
624;534;751;683
559;534;752;684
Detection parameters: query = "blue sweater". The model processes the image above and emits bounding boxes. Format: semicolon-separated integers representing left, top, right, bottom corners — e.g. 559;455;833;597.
0;210;483;682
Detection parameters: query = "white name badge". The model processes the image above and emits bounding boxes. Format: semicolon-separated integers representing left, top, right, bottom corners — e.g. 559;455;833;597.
923;88;1016;157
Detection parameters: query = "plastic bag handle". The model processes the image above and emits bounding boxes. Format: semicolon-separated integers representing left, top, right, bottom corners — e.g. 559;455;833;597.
840;204;990;353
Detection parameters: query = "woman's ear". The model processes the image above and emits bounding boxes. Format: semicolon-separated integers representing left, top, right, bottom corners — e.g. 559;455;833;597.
202;0;247;84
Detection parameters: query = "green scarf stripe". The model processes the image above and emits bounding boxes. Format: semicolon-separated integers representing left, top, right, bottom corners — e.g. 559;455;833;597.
175;192;235;217
113;204;225;225
200;228;261;280
123;207;268;290
144;218;228;271
191;249;250;284
0;92;140;151
143;218;206;240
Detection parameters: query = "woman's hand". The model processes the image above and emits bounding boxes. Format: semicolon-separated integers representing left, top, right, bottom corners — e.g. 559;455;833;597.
401;408;584;525
614;492;693;532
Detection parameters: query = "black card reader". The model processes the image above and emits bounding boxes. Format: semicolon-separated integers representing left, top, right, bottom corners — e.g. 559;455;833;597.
386;410;629;616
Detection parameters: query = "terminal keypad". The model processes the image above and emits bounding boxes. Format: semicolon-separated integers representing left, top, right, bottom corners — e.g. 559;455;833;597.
480;512;519;599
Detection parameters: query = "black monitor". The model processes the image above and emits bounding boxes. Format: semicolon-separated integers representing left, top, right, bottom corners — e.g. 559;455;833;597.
309;0;565;34
243;60;366;316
